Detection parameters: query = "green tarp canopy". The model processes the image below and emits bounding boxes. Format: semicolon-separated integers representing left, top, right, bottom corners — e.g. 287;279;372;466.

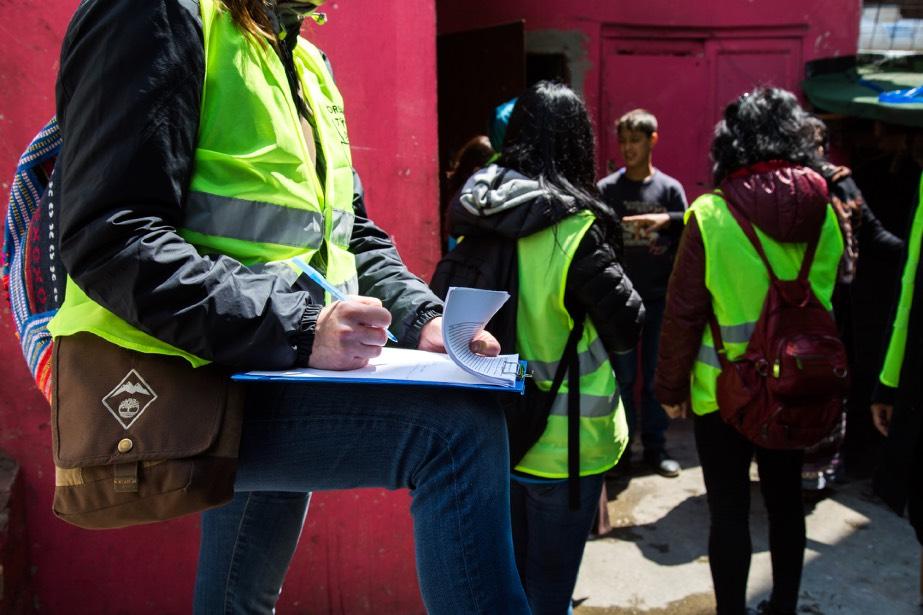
803;55;923;127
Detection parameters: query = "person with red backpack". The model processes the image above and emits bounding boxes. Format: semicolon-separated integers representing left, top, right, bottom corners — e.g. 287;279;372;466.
654;87;852;615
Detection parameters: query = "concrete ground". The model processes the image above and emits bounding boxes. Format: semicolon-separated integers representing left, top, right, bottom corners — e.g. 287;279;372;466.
573;419;921;615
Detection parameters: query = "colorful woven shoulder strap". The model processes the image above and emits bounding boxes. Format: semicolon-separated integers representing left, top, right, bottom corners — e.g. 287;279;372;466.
2;117;62;400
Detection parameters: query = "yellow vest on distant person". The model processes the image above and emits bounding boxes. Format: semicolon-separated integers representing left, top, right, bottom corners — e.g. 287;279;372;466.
879;174;923;389
514;210;628;478
49;0;357;366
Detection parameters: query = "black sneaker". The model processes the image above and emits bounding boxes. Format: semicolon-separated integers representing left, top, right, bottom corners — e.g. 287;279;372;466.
644;450;680;478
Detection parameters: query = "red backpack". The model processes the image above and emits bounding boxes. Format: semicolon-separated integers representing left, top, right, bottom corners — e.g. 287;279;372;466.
710;199;849;449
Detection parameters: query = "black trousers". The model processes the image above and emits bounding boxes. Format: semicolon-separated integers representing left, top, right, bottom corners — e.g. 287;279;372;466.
694;412;806;615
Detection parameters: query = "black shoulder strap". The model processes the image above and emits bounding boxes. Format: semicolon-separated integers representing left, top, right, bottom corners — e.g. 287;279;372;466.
542;313;585;412
538;311;586;511
566;314;584;510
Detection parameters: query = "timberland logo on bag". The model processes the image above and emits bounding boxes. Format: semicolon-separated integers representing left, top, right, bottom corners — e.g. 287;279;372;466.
101;369;158;430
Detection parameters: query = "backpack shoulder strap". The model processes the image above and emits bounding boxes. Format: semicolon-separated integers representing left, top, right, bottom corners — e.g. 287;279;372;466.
720;194;778;281
796;231;821;282
707;313;731;364
721;193;822;283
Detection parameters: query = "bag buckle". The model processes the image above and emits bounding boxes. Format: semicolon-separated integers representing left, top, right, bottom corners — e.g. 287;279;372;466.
756;359;770;377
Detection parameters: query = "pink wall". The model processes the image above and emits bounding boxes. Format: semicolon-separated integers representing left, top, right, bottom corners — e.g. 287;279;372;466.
0;1;438;613
437;0;860;194
437;0;861;96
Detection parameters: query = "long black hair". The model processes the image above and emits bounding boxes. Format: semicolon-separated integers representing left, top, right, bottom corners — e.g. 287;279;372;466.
711;87;820;185
498;81;617;233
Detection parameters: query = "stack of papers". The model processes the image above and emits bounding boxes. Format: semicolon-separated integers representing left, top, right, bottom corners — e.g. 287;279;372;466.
442;287;520;386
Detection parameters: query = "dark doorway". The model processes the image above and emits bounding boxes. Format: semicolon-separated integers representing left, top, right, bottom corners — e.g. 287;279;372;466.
436;21;526;250
527;52;570;86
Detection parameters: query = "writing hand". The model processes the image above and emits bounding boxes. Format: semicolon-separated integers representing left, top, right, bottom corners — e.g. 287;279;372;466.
309;296;392;370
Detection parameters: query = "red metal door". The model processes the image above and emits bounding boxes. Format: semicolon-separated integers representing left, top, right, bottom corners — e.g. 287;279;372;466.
707;36;804;124
601;30;805;196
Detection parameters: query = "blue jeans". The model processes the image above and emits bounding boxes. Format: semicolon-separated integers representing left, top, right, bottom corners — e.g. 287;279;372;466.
193;382;530;615
611;296;668;456
510;473;605;615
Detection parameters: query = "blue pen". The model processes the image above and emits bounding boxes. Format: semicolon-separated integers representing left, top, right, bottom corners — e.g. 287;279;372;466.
293;257;398;344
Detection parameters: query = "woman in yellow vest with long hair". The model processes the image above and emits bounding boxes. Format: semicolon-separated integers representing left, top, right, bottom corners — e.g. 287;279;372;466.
655;88;847;615
51;0;530;612
448;81;645;614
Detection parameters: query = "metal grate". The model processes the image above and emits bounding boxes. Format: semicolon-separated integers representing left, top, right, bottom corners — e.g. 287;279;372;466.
861;2;923;51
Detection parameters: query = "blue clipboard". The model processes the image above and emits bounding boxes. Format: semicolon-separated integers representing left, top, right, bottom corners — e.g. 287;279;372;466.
233;359;528;395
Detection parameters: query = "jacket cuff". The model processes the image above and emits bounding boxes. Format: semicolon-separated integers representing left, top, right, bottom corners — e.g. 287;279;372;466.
653;378;689;407
293;303;324;367
402;306;443;349
872;381;898;406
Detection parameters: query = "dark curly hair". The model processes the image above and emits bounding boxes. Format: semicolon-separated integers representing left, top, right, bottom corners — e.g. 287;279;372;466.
711;87;820;185
499;81;617;234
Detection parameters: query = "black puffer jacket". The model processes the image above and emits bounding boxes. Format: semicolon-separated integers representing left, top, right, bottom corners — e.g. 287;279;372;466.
449;165;645;355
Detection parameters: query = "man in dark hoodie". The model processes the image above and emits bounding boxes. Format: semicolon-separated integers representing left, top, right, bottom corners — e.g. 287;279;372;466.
654;88;848;615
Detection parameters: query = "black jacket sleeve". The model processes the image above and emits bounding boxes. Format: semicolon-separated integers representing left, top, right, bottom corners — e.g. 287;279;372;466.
55;0;317;370
349;176;444;349
860;201;905;256
565;221;645;354
654;213;710;405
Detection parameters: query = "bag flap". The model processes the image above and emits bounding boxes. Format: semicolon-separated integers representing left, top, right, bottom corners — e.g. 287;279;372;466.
52;333;233;468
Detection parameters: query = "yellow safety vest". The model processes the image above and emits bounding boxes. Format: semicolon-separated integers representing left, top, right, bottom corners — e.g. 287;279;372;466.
880;174;923;389
49;0;357;366
515;210;628;478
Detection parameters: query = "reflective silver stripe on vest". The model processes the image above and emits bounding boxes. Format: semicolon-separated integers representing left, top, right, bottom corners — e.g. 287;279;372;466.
697;344;722;369
529;337;608;382
549;391;615;418
185;191;325;248
331;210;355;247
720;322;756;344
715;314;834;345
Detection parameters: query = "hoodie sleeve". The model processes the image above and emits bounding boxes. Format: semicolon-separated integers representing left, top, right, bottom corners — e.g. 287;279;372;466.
565;221;645;354
654;213;711;405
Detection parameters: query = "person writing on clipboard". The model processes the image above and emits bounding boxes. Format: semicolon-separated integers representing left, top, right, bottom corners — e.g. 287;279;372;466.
48;0;527;612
